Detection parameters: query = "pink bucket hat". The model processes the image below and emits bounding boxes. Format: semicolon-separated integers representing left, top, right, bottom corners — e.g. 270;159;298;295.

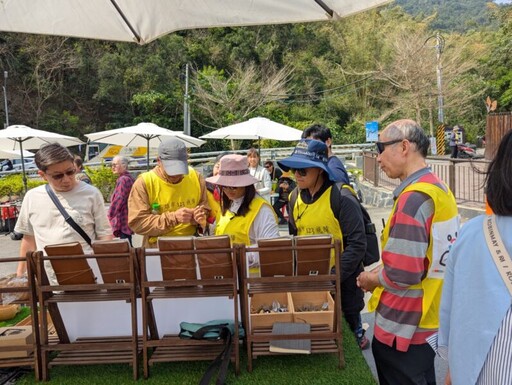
205;154;259;187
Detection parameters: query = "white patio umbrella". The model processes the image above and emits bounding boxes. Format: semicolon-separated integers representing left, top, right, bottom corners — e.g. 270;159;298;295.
0;125;83;192
0;149;34;159
85;122;205;171
200;117;303;141
0;0;392;45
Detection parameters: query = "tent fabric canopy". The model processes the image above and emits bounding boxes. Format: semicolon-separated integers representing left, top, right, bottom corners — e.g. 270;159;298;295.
0;0;392;45
200;117;303;141
85;123;205;148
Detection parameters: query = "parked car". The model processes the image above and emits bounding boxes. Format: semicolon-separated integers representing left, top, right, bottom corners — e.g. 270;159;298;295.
1;158;37;171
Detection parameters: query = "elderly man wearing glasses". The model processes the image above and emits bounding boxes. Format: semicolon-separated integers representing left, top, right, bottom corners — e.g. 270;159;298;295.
15;143;113;278
357;119;459;385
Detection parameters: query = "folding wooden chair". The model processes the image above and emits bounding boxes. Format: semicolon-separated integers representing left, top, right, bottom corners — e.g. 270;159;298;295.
32;240;139;381
0;255;41;380
138;235;240;379
239;235;344;372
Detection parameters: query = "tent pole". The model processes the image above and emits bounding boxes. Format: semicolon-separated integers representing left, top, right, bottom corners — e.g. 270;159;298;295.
146;139;150;172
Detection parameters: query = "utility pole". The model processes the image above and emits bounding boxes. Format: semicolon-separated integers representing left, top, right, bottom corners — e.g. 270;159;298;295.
183;64;191;136
425;32;445;155
435;32;445;125
2;71;9;128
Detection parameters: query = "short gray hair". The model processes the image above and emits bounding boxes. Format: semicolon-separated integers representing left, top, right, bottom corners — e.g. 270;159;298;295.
383;119;430;158
35;143;74;172
113;155;129;167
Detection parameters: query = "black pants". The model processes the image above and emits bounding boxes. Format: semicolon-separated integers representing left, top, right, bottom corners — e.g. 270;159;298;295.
372;337;436;385
119;232;133;247
450;145;458;158
272;200;287;220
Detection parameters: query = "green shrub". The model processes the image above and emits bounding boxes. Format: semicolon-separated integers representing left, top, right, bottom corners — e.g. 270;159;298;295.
86;166;117;202
0;174;46;198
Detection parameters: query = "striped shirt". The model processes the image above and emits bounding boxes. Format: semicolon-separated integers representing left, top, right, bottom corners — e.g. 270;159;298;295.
477;305;512;385
376;169;447;352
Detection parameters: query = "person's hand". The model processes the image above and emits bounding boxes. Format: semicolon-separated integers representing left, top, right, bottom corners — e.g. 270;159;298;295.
193;205;207;228
356;268;381;293
444;369;451;385
175;207;195;224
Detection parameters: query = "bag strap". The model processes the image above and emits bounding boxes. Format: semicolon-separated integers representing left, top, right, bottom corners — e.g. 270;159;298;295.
196;325;232;385
483;215;512;296
45;184;92;246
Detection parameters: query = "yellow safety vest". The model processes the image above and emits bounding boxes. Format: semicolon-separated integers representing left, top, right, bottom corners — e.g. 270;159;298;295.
215;196;270;245
292;186;342;268
368;182;459;329
141;167;201;242
207;189;221;223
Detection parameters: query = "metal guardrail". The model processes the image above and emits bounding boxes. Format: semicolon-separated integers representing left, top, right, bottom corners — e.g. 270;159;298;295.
362;151;489;205
0;144;372;182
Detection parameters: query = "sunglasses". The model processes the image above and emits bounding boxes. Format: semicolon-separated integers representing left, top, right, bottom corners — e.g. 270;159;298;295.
291;168;308;177
46;168;77;181
264;165;272;169
223;186;243;190
375;139;403;154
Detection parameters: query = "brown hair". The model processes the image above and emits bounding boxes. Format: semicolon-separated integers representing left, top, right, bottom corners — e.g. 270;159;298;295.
35;143;74;172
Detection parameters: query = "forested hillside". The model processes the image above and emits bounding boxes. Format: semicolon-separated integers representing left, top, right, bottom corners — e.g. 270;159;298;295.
0;3;510;151
396;0;496;31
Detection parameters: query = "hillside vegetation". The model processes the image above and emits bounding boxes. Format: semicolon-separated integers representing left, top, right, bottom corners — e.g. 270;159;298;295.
0;3;510;150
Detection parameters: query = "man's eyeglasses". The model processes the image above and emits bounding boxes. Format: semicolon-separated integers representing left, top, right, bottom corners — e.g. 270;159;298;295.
264;165;272;169
291;168;308;177
46;169;77;181
376;139;403;154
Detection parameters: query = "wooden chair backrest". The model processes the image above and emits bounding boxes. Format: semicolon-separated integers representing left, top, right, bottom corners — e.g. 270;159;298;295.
257;236;294;277
194;235;233;280
158;236;196;280
92;239;132;283
44;242;95;285
294;235;332;276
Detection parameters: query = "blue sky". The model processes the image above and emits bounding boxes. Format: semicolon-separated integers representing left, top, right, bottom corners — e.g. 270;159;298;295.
494;0;511;3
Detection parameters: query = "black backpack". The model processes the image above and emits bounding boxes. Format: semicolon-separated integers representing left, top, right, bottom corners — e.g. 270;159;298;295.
289;183;380;266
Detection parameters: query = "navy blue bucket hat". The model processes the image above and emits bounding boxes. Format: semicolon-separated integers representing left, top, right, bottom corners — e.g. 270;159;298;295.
277;139;336;181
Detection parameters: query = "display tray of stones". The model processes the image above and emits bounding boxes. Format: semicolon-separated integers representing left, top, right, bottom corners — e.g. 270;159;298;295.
249;292;293;330
290;291;335;331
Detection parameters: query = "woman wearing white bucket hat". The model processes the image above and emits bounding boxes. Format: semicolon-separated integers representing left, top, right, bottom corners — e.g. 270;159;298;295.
206;154;280;269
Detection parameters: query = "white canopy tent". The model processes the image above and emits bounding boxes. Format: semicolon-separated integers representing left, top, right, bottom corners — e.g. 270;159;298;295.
200;117;303;141
85;122;205;170
0;125;83;192
0;0;392;45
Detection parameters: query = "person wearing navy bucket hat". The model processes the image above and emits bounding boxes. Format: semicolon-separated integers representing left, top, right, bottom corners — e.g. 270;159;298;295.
278;139;370;349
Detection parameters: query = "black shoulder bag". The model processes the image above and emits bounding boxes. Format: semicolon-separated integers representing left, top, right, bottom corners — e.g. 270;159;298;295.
45;184;92;246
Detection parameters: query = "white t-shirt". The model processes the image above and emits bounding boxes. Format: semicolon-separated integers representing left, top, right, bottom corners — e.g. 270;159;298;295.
249;165;272;202
15;182;112;254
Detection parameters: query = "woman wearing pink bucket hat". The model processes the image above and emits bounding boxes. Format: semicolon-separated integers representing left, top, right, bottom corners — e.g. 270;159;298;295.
206;154;279;268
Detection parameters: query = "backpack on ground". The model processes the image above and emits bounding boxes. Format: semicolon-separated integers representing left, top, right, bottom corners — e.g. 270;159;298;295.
288;183;380;266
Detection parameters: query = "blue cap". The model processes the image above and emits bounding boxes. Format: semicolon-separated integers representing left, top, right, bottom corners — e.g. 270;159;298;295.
277;139;335;181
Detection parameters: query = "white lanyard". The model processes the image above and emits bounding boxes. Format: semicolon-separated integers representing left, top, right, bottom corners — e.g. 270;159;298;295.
484;215;512;296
